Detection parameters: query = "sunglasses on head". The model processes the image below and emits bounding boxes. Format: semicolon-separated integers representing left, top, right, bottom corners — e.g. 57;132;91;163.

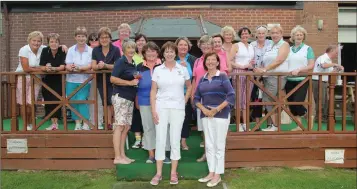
256;25;268;30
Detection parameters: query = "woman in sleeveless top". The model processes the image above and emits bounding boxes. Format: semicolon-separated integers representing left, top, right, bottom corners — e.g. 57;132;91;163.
250;25;272;129
228;27;254;132
286;26;315;131
221;26;236;73
253;25;290;132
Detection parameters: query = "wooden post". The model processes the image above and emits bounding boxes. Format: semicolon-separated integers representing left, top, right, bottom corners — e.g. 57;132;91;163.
103;73;108;130
22;75;27;130
277;76;281;132
318;76;322;131
30;75;36;130
62;74;67;131
328;74;336;133
236;75;240;132
93;73;98;130
354;75;357;129
9;75;18;132
308;76;313;131
342;75;347;131
0;74;3;132
246;75;250;132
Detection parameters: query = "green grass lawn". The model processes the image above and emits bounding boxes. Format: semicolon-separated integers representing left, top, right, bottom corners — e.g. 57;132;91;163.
2;167;356;189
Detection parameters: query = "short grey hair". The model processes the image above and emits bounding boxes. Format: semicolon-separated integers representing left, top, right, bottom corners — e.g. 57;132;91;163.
197;35;213;48
122;40;136;54
255;25;268;36
175;37;193;51
290;25;308;43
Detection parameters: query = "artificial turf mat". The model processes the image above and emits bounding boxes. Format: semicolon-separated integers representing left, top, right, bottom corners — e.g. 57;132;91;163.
116;130;208;181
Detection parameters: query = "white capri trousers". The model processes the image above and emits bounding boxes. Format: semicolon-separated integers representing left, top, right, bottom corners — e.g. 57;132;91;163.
196;109;203;131
202;116;230;174
140;106;156;150
155;108;185;161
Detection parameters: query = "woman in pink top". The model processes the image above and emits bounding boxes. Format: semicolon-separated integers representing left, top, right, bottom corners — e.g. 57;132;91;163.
113;23;131;55
212;33;229;74
191;35;213;162
228;27;255;132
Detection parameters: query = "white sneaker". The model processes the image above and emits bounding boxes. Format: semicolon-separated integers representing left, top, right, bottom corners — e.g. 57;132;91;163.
239;124;248;132
98;124;104;130
262;125;278;131
74;124;82;131
82;123;90;130
27;124;33;131
132;140;141;149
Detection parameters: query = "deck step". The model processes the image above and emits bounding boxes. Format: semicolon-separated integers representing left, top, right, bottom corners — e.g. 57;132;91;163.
116;131;208;181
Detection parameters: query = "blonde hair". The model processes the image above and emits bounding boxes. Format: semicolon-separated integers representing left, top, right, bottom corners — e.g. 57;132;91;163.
290;25;307;43
220;26;237;41
175;37;193;51
122;40;136;54
270;24;283;34
197;35;213;48
27;31;44;43
118;23;132;33
74;26;88;37
255;25;268;36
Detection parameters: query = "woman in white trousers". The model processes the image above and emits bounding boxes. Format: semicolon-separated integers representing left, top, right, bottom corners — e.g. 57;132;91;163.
194;52;235;187
150;42;192;186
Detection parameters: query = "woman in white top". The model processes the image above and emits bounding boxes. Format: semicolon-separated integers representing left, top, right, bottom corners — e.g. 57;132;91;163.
228;27;255;132
15;31;46;130
254;25;290;132
65;27;93;131
221;26;236;73
150;42;192;186
250;25;272;129
286;25;316;131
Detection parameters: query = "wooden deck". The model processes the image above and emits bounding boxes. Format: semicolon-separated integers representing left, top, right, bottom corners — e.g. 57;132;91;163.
1;71;356;170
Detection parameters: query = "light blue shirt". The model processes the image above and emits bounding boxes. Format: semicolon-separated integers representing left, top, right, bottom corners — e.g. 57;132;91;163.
65;44;93;83
176;54;192;94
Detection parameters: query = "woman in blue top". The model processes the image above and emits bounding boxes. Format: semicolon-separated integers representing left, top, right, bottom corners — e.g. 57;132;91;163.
175;37;197;150
194;52;235;187
136;41;161;163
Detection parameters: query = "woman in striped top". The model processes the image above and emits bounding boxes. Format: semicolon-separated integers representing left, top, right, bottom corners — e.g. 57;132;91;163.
194;52;235;187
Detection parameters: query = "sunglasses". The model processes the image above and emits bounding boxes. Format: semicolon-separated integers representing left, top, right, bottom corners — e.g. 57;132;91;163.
256;25;268;30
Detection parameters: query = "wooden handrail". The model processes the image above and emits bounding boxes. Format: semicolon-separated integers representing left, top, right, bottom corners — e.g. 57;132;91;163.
0;71;356;134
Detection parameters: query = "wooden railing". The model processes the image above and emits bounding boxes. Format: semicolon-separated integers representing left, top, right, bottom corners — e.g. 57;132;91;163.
0;71;356;135
0;71;112;134
230;72;357;135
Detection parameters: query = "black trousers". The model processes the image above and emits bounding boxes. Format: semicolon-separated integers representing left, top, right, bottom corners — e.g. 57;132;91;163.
130;106;143;133
284;80;309;116
42;76;62;119
181;100;193;139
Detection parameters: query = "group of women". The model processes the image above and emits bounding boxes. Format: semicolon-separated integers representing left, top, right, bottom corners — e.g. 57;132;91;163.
15;22;344;187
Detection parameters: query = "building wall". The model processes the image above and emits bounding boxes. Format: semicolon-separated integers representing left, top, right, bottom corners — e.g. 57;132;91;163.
301;2;339;57
0;2;338;72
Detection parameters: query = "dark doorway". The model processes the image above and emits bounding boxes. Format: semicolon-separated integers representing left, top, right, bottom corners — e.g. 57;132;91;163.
152;39;202;58
341;43;357;82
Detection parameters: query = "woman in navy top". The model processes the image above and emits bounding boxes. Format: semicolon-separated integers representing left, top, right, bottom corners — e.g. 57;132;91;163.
92;27;121;130
136;41;161;163
194;52;235;187
110;40;138;164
